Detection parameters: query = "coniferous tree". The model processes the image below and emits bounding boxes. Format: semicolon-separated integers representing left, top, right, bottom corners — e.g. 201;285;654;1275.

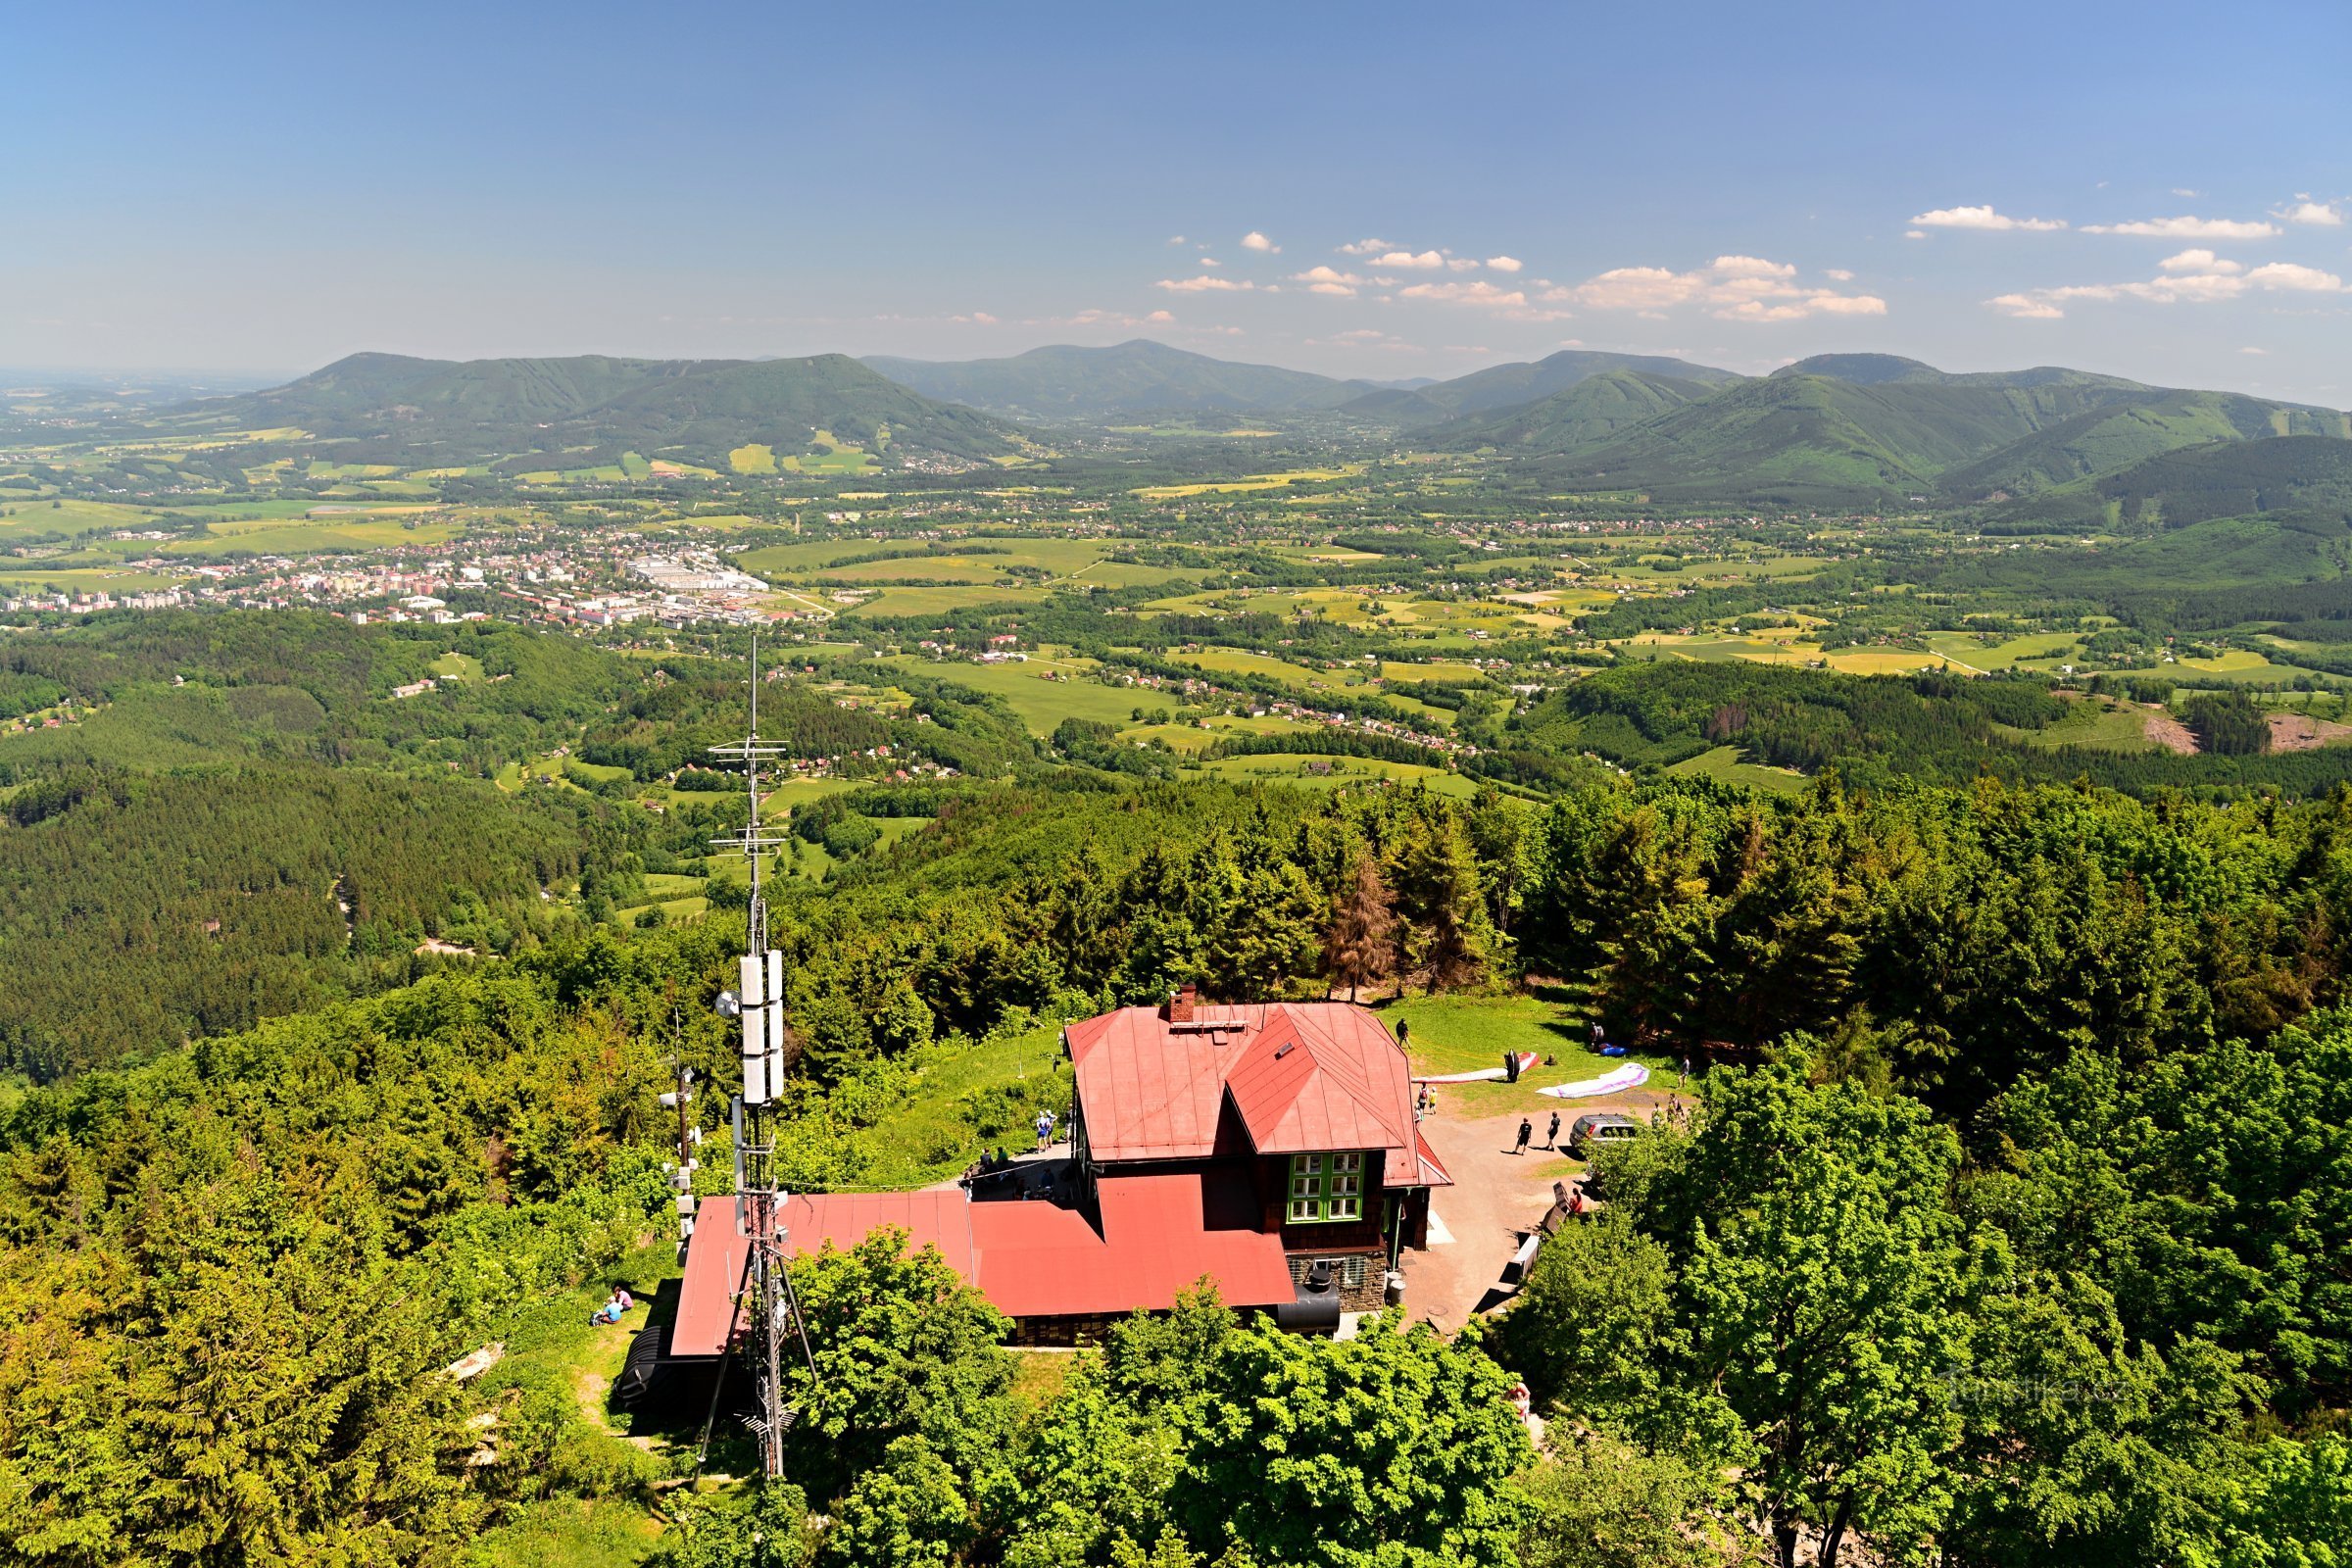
1323;853;1397;1003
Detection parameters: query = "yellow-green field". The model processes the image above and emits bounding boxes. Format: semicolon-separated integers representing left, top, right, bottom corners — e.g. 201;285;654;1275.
1192;752;1481;797
881;656;1139;736
1132;466;1362;500
1665;745;1807;793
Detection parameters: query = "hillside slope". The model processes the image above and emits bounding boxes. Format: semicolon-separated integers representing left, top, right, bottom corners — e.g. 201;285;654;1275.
1355;348;1738;423
1425;369;1714;453
862;339;1369;418
1498;360;2344;506
172;352;1024;466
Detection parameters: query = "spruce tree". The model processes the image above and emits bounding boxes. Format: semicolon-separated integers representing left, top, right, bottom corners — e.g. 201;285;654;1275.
1323;853;1397;1003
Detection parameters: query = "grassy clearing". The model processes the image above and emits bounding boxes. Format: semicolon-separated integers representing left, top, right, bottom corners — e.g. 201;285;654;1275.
2007;697;2159;753
1192;753;1481;798
856;1023;1074;1186
1666;745;1807;793
431;651;485;681
883;657;1137;736
856;584;1048;617
1358;988;1696;1115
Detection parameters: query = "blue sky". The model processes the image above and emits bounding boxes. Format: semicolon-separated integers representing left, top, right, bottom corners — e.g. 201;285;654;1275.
7;0;2350;402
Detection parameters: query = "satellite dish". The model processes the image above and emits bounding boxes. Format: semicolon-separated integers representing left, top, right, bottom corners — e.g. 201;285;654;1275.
715;991;742;1019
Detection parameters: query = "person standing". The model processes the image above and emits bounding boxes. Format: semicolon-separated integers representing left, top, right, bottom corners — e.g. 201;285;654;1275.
1679;1054;1691;1089
1035;1108;1055;1152
1514;1117;1533;1155
1544;1110;1561;1150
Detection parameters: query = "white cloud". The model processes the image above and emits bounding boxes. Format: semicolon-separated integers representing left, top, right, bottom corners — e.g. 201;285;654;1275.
2157;248;2241;274
1909;205;2068;231
1166;235;1187;245
1987;293;2066;320
1337;237;1396;256
1292;265;1363;297
1446;257;1479;272
1146;309;1175;323
1399;279;1527;307
2081;215;2282;238
2173;188;2202;198
1555;256;1884;321
1485;256;1524;273
1240;230;1278;252
1905;229;1927;240
2277;200;2345;227
1200;257;1223;267
2240;346;2268;355
1394;279;1573;321
2245;261;2350;291
1709;255;1798;279
1824;269;1855;281
1375;250;1447;270
1154;275;1255;292
1987;258;2347;318
949;312;999;325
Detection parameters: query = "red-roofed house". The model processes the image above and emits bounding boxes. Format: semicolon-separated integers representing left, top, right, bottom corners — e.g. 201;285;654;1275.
649;990;1448;1381
1064;984;1450;1310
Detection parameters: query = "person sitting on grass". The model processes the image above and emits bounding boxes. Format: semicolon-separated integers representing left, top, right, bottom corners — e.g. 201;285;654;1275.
590;1286;633;1326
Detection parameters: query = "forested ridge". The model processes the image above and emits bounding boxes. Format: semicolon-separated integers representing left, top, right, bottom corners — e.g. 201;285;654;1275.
6;767;2352;1564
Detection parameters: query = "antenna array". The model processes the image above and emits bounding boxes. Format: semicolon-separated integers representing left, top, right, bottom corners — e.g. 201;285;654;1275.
707;634;799;1479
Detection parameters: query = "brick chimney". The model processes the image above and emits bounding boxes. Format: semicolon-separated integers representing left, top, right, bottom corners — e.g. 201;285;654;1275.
1167;981;1198;1024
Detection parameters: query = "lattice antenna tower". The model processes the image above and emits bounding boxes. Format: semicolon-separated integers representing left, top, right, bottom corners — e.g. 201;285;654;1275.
706;633;798;1479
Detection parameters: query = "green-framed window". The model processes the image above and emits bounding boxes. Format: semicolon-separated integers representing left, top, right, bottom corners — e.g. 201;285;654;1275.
1287;1152;1364;1223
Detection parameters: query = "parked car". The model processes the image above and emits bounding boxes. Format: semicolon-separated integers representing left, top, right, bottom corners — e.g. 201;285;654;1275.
1567;1112;1642;1159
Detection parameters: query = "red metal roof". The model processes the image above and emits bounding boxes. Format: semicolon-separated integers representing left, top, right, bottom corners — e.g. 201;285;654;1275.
1067;1002;1419;1169
671;1190;976;1358
973;1171;1293;1318
671;1174;1294;1354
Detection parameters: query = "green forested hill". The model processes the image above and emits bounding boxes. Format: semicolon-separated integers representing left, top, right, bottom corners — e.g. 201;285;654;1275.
170;352;1025;465
0;764;607;1079
1506;368;2344;506
862;339;1372;418
1425;368;1715;453
1939;390;2349;500
1357;348;1738;423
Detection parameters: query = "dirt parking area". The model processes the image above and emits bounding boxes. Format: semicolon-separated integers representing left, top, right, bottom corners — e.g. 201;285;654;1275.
1396;1070;1690;1331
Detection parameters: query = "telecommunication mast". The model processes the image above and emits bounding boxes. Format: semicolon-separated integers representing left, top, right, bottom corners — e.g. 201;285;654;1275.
707;633;796;1478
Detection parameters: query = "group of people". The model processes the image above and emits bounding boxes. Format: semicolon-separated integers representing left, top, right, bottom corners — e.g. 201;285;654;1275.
589;1286;633;1326
1511;1111;1564;1155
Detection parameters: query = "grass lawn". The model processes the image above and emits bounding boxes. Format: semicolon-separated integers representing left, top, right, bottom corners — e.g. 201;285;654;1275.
1373;992;1688;1115
1193;753;1482;798
466;1496;663;1568
431;651;486;681
883;656;1138;736
2007;697;2158;753
1666;745;1807;794
854;1023;1075;1187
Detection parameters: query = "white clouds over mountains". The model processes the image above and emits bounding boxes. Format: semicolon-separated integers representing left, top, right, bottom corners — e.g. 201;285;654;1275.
1551;256;1886;322
1989;255;2347;318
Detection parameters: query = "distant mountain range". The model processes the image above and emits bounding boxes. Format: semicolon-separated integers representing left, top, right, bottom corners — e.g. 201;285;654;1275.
863;340;1377;418
860;339;1738;424
174;352;1023;466
1438;353;2351;507
180;342;2350;508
